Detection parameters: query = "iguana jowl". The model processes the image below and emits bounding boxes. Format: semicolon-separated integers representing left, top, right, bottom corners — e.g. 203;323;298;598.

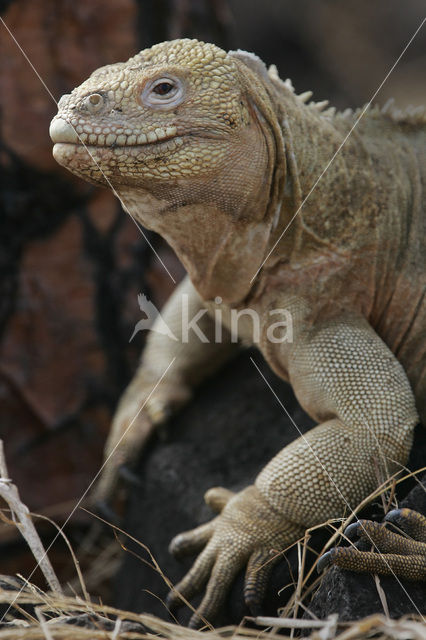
50;39;426;625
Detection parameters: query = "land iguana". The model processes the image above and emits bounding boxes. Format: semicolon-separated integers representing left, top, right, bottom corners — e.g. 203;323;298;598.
49;39;426;626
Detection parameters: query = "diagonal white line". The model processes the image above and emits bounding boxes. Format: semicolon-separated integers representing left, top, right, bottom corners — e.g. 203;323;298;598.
250;356;425;621
0;16;176;283
0;356;176;622
252;15;426;282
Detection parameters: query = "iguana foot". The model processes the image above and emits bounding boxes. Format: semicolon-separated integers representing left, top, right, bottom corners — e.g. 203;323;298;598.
167;485;304;628
91;371;190;506
318;508;426;580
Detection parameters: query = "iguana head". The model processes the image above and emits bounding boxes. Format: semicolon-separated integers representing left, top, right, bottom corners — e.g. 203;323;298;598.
50;39;285;302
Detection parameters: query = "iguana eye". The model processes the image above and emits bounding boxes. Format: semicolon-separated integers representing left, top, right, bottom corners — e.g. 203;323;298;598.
153;81;174;95
84;92;104;113
141;76;185;109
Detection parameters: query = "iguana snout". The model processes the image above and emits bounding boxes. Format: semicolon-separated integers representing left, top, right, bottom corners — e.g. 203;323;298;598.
49;39;249;186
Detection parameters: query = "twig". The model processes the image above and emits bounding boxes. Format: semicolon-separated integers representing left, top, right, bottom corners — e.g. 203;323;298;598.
35;608;54;640
0;440;62;594
253;613;338;630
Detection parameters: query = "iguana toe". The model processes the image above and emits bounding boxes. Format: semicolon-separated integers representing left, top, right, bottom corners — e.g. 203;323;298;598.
168;488;234;559
385;508;426;542
244;547;280;614
167;485;304;625
204;487;235;512
318;510;426;581
169;520;215;558
187;550;245;628
166;544;217;614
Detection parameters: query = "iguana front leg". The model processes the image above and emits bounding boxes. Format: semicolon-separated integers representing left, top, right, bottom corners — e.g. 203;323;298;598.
94;276;238;503
168;312;419;627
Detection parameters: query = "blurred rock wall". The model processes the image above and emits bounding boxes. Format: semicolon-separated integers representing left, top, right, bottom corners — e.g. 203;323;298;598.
0;0;424;516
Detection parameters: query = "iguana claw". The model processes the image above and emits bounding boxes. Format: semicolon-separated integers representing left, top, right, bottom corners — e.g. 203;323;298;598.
343;521;361;540
317;549;335;574
118;464;143;487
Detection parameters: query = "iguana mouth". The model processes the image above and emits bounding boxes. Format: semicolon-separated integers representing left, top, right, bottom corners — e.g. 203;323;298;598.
49;117;178;147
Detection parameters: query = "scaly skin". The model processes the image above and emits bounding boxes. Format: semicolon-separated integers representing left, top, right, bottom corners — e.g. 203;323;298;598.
50;39;425;626
318;508;426;581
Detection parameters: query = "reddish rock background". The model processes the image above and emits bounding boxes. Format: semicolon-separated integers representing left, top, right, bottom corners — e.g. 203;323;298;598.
0;0;424;601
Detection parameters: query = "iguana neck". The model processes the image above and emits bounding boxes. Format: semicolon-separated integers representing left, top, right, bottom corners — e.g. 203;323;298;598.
262;86;353;269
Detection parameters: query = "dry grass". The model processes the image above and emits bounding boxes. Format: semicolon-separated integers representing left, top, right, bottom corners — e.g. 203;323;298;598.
0;581;425;639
